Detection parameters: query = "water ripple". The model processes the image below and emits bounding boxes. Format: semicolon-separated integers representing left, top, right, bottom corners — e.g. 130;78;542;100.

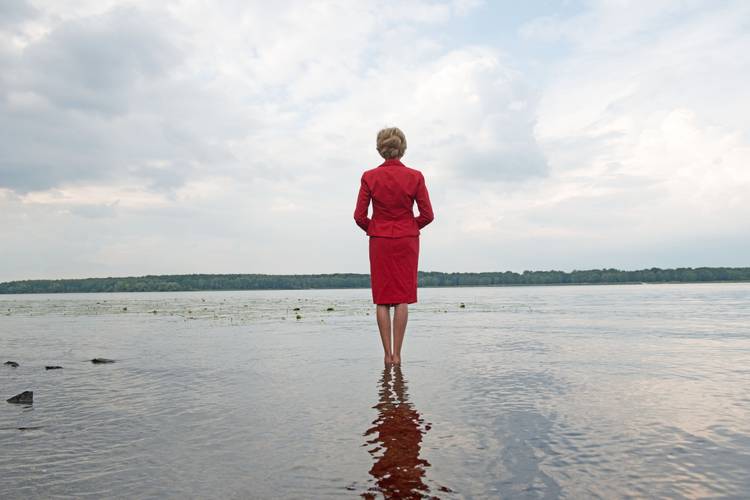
1;284;749;498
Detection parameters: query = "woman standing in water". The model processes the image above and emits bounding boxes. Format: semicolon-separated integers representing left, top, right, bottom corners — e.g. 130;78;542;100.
354;127;434;365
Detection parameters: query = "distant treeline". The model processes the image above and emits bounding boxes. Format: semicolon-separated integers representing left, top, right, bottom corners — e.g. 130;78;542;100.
1;267;749;294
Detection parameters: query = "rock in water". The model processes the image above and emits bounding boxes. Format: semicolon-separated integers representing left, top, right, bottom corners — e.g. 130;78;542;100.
91;358;115;364
7;391;33;404
4;361;19;368
45;366;63;370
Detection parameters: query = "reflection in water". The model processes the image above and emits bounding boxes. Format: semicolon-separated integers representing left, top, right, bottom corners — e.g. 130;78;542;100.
362;365;441;499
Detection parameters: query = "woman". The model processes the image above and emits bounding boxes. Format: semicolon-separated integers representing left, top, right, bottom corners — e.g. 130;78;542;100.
353;127;434;365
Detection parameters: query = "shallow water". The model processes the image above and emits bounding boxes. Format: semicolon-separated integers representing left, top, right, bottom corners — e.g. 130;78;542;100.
1;283;749;499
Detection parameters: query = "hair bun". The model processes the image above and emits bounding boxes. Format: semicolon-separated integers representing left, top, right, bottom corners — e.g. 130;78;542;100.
376;127;407;159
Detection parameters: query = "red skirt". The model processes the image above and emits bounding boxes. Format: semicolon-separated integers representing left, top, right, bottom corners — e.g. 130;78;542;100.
369;235;419;305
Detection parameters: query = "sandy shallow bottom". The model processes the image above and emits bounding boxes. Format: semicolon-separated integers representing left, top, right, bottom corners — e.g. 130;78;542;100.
1;283;749;498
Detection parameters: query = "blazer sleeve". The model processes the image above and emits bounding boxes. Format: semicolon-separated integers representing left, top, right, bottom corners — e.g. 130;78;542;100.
414;172;434;229
353;174;371;232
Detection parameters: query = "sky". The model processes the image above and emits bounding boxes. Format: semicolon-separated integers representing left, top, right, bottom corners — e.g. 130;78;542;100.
1;0;748;282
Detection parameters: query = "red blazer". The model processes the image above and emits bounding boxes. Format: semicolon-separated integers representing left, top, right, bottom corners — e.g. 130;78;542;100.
354;158;434;237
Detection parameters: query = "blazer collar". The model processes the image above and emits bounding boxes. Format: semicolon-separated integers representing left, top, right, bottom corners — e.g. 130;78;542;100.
380;158;404;167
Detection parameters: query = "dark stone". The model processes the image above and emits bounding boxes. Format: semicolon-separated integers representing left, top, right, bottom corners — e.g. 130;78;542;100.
7;391;33;404
326;307;334;311
4;361;19;368
45;366;63;370
91;358;115;364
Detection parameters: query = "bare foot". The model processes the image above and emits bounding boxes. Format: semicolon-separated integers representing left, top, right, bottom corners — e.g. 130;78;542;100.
392;354;401;365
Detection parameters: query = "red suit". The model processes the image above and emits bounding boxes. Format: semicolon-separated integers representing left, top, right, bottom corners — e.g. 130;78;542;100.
354;158;434;304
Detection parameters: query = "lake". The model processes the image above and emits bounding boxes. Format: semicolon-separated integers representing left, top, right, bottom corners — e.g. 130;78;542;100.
1;283;749;498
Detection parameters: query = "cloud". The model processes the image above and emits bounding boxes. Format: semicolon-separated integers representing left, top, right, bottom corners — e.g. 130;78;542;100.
519;1;750;239
0;5;191;192
0;1;37;29
1;0;542;198
1;0;748;281
21;6;180;114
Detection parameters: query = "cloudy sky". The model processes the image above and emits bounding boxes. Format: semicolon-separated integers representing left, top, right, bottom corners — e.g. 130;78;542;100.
1;0;748;282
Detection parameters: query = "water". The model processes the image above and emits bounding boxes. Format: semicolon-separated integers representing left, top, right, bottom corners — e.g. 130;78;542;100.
1;283;749;499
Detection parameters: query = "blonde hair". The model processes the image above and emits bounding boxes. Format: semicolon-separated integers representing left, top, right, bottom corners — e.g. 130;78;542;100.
376;127;407;159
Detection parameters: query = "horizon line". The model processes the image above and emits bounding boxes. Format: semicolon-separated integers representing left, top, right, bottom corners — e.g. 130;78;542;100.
2;265;749;285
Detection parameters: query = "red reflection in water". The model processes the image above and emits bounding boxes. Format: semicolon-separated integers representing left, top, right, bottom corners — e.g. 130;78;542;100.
362;365;441;499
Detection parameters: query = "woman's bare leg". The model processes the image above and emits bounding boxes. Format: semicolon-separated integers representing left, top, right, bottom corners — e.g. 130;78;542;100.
392;303;408;364
376;304;393;364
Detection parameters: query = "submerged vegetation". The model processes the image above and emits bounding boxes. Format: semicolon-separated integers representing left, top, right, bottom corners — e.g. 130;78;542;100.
1;267;749;294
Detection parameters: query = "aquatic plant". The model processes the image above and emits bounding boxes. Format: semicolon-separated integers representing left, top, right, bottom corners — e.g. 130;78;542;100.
91;358;115;364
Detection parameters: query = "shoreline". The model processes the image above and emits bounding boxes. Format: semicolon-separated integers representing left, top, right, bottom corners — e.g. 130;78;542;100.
3;267;749;294
2;279;750;295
